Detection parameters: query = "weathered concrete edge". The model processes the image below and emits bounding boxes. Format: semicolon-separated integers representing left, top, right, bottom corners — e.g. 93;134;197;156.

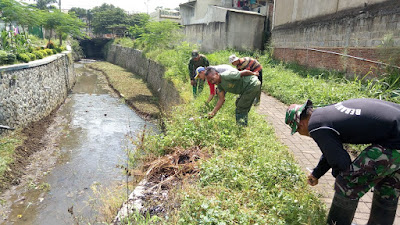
0;51;72;72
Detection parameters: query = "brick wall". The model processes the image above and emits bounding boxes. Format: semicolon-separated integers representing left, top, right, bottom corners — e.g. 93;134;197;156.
273;47;391;76
271;0;400;76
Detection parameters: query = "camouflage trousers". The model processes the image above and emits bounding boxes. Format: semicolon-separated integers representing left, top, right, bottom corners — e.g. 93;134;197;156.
335;144;400;200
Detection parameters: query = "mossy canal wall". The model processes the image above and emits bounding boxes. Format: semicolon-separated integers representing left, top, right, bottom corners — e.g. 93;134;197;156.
106;45;182;112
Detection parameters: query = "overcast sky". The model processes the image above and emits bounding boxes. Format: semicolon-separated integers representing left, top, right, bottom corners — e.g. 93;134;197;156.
21;0;187;13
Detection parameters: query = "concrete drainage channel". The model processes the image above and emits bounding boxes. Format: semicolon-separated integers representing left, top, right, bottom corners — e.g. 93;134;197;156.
0;60;157;225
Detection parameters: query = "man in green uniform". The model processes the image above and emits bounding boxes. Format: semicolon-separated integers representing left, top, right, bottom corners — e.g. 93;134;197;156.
205;67;260;126
188;50;209;97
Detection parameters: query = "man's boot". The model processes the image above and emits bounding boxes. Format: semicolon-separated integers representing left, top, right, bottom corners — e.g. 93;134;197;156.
235;113;248;126
367;191;399;225
327;192;359;225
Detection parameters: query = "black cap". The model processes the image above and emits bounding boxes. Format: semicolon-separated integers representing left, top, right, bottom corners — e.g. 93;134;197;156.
191;50;199;58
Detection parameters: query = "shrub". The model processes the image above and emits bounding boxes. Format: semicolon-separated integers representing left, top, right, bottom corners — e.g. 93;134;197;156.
55;47;62;53
0;50;7;64
39;49;48;57
26;53;36;61
52;49;57;54
28;46;34;53
33;51;44;59
17;53;30;63
45;49;53;55
46;41;55;49
5;53;16;64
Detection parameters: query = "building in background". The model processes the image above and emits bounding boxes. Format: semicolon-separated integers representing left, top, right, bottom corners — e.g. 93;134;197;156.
150;8;181;24
179;0;274;52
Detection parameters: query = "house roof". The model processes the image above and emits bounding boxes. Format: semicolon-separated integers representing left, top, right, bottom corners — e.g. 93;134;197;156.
180;0;196;8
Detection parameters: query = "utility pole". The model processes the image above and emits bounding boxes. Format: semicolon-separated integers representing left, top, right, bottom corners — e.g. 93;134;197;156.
59;0;61;10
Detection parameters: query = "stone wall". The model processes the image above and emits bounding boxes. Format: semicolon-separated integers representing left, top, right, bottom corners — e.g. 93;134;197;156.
0;52;75;131
271;0;400;76
106;45;182;112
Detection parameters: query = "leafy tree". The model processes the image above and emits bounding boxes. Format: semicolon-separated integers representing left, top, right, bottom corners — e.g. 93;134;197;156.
135;20;182;52
43;10;85;45
68;7;87;18
0;0;23;25
91;3;127;35
126;13;150;38
33;0;58;10
128;13;150;27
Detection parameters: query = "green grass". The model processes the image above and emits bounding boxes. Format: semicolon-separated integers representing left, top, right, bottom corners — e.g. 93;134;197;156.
112;45;328;224
261;61;400;106
0;134;23;177
87;62;160;118
130;89;326;224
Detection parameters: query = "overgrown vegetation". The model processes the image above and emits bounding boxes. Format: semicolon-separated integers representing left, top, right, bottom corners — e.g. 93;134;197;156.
261;60;400;106
109;29;400;223
87;62;160;118
126;90;326;224
0;134;22;178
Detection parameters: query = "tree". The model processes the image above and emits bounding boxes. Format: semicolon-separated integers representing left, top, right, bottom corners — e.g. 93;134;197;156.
0;0;23;25
135;20;182;51
68;7;86;18
34;0;58;10
91;4;127;35
43;10;85;45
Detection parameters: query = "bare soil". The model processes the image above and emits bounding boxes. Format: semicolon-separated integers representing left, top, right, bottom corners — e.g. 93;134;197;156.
0;107;61;193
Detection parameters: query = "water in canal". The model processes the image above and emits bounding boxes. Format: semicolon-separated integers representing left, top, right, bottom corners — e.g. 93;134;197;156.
1;61;155;224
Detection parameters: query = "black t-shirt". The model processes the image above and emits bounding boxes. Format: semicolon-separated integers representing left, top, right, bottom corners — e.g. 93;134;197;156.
309;98;400;178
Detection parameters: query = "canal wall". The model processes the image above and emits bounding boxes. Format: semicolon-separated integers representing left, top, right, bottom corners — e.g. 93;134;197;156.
0;52;75;130
106;45;182;112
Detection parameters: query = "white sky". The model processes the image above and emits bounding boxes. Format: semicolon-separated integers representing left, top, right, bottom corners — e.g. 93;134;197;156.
21;0;187;13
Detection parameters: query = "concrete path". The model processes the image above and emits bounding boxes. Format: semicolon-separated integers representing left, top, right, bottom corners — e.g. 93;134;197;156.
256;92;400;225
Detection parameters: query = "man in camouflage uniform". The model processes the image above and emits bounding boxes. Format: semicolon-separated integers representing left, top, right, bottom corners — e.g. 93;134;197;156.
205;67;260;126
188;50;209;97
285;98;400;225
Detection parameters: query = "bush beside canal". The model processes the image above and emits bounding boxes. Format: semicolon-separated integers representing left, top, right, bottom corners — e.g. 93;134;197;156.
107;45;327;224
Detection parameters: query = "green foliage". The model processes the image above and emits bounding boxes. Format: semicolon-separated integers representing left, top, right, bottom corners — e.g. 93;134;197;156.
262;61;400;105
130;90;326;224
52;49;57;54
68;7;87;18
34;0;57;10
0;135;22;178
134;20;183;52
44;48;53;55
43;9;86;45
26;52;36;61
17;53;30;63
46;40;55;49
39;49;48;57
54;46;62;53
70;38;84;61
91;3;127;35
33;51;44;59
2;52;16;64
120;211;162;225
114;37;134;48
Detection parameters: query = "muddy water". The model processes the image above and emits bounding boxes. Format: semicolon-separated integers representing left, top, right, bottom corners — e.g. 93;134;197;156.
2;61;156;225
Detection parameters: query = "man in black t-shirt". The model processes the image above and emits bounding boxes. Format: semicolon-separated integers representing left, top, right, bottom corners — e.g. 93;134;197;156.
285;98;400;225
